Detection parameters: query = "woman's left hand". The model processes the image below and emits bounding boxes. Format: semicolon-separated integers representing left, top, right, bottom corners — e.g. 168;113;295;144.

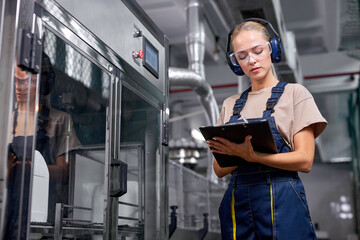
207;135;255;162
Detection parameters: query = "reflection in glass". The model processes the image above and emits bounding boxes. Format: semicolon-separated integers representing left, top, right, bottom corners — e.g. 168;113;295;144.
5;59;39;239
4;27;110;239
35;29;110;238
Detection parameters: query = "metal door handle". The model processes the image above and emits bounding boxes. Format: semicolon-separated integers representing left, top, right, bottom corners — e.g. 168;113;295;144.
110;158;127;197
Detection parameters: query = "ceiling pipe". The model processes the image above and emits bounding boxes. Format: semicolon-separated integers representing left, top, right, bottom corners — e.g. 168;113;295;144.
168;0;219;126
186;0;205;79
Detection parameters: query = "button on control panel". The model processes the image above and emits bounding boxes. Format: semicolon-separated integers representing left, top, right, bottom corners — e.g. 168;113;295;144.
132;50;143;60
131;25;159;79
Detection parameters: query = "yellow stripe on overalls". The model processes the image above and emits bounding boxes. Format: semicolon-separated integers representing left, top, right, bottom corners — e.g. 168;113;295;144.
232;188;236;239
270;184;274;224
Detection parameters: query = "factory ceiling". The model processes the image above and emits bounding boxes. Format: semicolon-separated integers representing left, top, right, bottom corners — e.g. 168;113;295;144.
136;0;360;163
136;0;360;60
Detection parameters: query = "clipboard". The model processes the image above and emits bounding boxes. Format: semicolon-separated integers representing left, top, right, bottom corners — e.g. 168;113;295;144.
199;119;277;167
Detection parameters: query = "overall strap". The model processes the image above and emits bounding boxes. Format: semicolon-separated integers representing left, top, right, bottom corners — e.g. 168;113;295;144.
262;81;288;118
229;86;252;122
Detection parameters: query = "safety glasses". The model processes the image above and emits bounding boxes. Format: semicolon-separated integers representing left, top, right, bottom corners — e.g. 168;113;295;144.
229;42;272;66
14;75;37;88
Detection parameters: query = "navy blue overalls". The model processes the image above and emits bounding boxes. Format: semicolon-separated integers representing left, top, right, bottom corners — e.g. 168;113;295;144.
219;81;317;240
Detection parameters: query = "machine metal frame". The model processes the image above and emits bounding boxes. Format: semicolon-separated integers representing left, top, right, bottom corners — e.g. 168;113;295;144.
0;0;169;239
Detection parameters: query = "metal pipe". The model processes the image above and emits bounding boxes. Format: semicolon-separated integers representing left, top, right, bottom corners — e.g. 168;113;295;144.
168;67;218;125
169;67;203;86
168;0;219;126
0;0;19;238
186;0;205;79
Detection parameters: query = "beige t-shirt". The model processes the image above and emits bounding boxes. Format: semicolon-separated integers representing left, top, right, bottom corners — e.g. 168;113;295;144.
10;108;81;164
216;83;327;150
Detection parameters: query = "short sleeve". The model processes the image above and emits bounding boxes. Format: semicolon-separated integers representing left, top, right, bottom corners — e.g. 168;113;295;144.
216;95;239;126
293;85;327;138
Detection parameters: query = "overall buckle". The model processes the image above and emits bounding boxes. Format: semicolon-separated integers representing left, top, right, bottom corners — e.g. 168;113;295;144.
266;98;278;112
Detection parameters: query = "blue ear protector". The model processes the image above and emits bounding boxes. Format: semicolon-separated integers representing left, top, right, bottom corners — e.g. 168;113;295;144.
226;18;283;76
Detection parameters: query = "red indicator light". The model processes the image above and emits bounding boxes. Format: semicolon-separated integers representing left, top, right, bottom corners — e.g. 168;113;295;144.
138;50;143;59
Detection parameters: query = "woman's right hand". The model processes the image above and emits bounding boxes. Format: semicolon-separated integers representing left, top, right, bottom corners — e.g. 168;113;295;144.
207;135;255;161
208;136;254;178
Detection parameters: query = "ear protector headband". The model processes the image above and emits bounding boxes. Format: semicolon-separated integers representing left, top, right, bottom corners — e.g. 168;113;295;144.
226;17;283;76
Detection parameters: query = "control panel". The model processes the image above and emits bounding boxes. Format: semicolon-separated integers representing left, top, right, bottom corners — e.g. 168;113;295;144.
132;26;160;79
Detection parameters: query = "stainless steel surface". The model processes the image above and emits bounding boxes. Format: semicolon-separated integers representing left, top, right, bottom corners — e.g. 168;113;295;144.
54;204;64;239
38;0;165;104
53;0;167;95
39;2;119;75
107;71;117;240
0;0;18;237
34;4;169;236
2;0;169;238
35;3;170;237
18;0;36;31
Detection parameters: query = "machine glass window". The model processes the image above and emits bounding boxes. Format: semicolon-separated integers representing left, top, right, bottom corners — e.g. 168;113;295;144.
23;28;111;239
118;83;160;238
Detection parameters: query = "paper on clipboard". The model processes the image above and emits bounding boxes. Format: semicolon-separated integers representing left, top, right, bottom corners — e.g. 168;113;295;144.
199;119;277;167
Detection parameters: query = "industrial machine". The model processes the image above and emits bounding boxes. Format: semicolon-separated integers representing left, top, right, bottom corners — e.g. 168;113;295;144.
0;0;168;239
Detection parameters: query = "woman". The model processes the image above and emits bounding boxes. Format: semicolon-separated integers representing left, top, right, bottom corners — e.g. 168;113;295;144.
5;60;39;240
5;54;81;239
206;19;327;239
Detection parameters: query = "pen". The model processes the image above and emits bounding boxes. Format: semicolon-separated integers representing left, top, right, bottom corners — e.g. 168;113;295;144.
241;115;248;123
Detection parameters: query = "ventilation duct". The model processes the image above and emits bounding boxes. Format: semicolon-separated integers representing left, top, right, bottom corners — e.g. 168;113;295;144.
168;0;219;126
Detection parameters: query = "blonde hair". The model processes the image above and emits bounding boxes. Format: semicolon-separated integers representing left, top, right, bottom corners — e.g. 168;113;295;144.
231;21;270;43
